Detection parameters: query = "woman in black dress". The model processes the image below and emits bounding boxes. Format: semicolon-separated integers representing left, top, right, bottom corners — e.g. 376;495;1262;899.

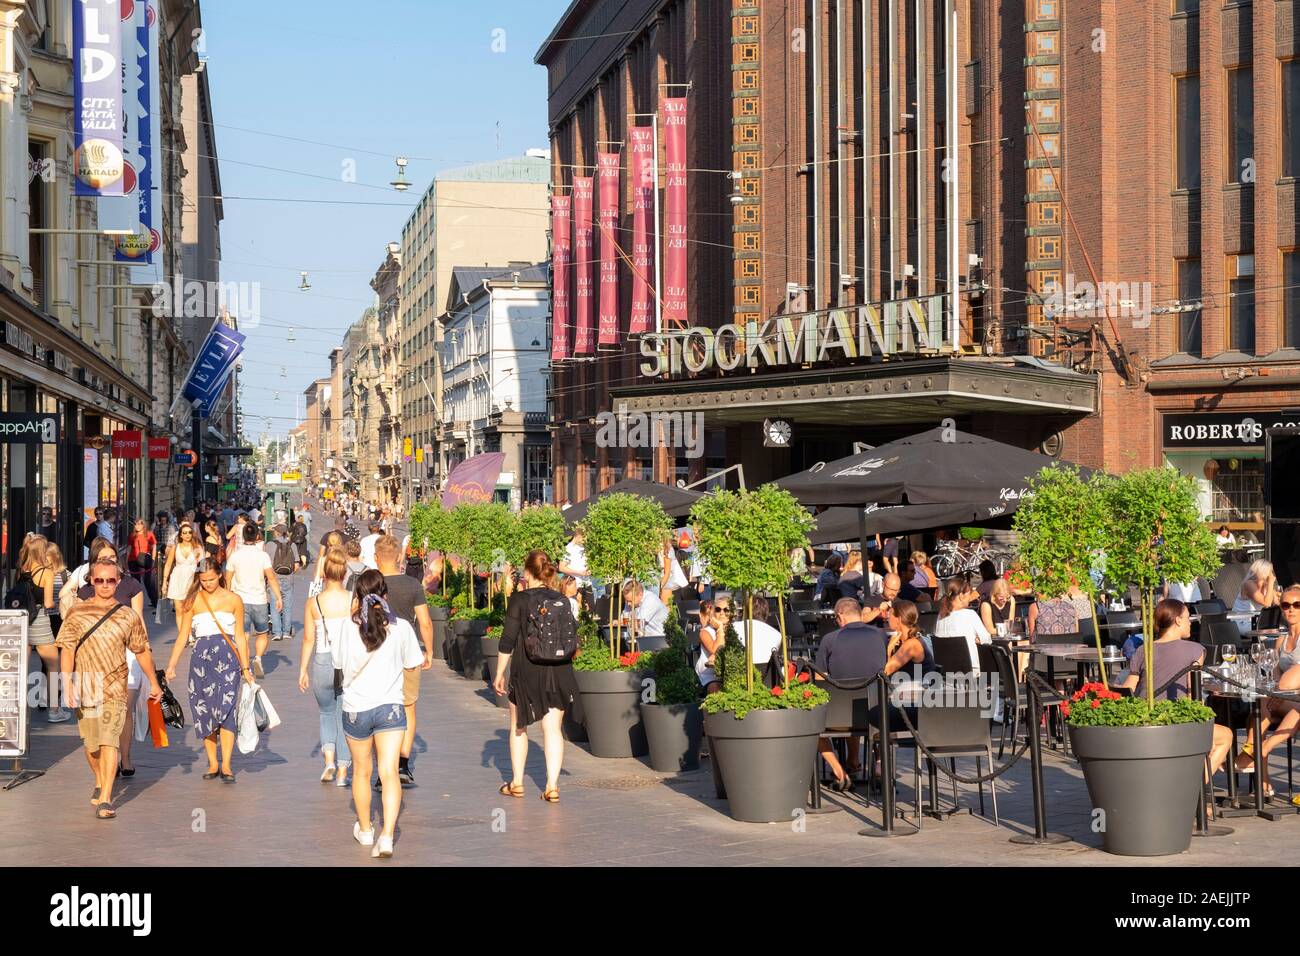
491;550;581;803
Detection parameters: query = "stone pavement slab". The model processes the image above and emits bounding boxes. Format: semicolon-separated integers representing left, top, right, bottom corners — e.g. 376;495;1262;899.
3;564;1298;866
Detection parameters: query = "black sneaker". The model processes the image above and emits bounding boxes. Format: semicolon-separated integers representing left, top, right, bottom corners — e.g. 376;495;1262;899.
398;765;415;787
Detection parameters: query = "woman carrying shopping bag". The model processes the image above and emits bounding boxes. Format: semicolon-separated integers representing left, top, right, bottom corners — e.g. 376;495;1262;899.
298;546;353;786
164;560;254;783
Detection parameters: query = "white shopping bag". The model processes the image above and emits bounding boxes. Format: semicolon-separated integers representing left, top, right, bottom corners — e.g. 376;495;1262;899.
254;685;281;731
132;688;150;743
236;683;260;754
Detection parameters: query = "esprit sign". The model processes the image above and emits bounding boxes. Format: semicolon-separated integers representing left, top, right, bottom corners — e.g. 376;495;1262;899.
638;294;954;377
111;430;142;458
0;413;58;444
1163;412;1300;449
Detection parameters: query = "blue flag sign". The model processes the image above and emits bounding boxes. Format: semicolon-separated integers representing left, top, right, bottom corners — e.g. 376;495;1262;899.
182;325;246;412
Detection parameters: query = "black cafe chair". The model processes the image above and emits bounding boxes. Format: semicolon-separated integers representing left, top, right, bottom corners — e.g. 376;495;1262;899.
917;611;940;636
1258;606;1282;631
978;643;1026;760
1195;599;1229;617
931;635;975;674
913;699;1000;826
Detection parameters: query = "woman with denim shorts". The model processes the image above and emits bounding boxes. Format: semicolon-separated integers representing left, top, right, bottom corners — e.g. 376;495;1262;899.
334;568;423;859
298;546;352;786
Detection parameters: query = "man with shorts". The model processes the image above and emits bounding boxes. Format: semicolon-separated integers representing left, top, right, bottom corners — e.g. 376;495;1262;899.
225;522;283;678
57;559;163;819
375;534;433;786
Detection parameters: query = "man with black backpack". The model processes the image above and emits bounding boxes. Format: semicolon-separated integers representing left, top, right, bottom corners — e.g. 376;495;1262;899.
290;517;310;569
264;523;300;642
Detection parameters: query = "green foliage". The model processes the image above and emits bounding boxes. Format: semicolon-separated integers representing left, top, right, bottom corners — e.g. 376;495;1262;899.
1012;465;1108;599
958;527;986;542
510;505;569;566
1065;693;1215;728
485;625;503;641
451;606;491;623
652;667;702;706
488;589;506;628
577;493;672;584
454;502;515;570
1099;469;1221;598
701;681;830;719
688;484;814;593
712;624;758;695
410;503;466;557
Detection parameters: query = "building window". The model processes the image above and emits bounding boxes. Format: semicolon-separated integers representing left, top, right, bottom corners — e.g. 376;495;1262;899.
1228;255;1255;353
1174;74;1201;189
1285;250;1300;348
1177;258;1202;356
1227;67;1253;185
1173;0;1200;13
1284;60;1299;179
1036;0;1058;18
1036;32;1058;55
1209;458;1262;523
28;141;49;312
1035;100;1058;123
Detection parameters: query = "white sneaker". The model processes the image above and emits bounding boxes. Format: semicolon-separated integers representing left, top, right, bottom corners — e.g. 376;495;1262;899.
353;821;374;846
372;834;393;858
252;658;264;679
47;706;71;723
336;767;350;788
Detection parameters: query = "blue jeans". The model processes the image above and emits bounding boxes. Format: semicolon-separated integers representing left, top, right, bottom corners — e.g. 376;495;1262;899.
270;573;294;635
311;651;349;765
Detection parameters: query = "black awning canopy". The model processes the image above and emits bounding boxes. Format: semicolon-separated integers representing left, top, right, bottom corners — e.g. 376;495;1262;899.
561;479;704;526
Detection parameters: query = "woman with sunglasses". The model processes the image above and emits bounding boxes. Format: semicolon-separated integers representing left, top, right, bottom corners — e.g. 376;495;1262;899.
158;522;203;628
165;559;253;782
695;599;728;695
1233;586;1300;801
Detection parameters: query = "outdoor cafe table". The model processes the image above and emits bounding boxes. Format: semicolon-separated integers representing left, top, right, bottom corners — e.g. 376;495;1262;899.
1203;675;1300;821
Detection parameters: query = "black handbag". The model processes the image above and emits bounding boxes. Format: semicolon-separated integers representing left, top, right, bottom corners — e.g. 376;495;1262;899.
252;691;270;733
317;597;344;692
154;671;186;729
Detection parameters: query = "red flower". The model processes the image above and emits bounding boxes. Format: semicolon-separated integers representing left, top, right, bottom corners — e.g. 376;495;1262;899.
797;672;810;684
785;662;796;681
618;651;642;668
803;689;813;699
1091;699;1101;709
1061;702;1071;717
771;685;785;697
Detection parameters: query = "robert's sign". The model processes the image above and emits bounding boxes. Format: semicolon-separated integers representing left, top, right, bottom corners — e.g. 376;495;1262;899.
0;413;58;444
638;294;954;377
1163;412;1300;449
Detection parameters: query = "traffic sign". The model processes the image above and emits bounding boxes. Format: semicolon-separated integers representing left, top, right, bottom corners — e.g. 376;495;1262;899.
282;470;301;482
174;451;198;466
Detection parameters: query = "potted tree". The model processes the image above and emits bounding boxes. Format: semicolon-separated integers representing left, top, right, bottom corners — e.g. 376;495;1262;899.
1018;467;1220;856
411;503;465;661
572;493;671;757
640;608;703;772
691;485;829;824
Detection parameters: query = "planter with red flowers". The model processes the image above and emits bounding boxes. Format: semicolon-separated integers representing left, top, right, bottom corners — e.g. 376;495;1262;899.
572;615;654;758
691;486;830;824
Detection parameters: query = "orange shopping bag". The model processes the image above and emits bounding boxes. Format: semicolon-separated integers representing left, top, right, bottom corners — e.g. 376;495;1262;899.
147;698;170;748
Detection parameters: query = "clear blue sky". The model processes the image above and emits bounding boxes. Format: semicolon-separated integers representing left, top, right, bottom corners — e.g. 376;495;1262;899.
199;0;565;440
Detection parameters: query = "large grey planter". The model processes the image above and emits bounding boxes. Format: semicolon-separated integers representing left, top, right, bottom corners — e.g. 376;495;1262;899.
574;669;651;758
453;619;487;679
642;701;703;773
429;605;449;662
481;636;508;707
704;705;828;823
1069;720;1214;857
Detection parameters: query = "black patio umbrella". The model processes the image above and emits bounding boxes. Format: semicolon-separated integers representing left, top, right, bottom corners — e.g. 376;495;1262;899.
777;426;1085;508
560;479;704;527
808;500;1015;545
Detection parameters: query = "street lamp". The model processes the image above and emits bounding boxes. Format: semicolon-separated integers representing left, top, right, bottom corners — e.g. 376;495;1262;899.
391;157;411;192
299;271;311;291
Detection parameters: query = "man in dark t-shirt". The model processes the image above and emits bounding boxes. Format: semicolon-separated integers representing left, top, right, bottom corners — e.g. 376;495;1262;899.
812;598;889;793
376;534;433;787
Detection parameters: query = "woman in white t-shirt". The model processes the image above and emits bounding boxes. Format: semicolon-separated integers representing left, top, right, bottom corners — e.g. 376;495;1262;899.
933;578;991;674
695;599;727;693
334;568;424;859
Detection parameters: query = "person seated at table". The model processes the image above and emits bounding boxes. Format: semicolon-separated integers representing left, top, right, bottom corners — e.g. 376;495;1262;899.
1233;559;1281;635
694;599;730;695
1027;590;1078;639
838;551;866;602
732;594;783;672
975;560;1000;600
933;578;991;673
559;574;582;619
1234;585;1300;803
908;551;938;601
861;573;900;625
979;579;1016;636
814;553;842;606
1066;579;1097;629
812;598;889;792
1215;525;1237;551
1121;599;1236;791
1163;577;1203;605
622;580;668;640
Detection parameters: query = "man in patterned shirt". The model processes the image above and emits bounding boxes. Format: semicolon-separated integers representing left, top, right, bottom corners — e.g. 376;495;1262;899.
57;558;163;819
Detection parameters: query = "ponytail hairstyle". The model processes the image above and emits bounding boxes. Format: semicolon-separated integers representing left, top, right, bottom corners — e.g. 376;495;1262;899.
890;598;920;644
181;558;223;613
524;549;558;590
321;546;349;584
938;578;965;618
352;569;394;650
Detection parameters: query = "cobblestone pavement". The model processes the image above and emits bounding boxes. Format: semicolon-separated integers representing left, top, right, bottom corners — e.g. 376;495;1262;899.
4;563;1298;866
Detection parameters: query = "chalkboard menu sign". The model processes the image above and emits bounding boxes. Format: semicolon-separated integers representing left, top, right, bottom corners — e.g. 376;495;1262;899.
0;611;28;758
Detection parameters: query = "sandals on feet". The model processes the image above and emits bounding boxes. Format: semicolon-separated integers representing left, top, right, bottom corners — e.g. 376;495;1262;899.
91;786;101;806
541;787;560;803
203;767;220;780
498;782;525;798
95;802;116;820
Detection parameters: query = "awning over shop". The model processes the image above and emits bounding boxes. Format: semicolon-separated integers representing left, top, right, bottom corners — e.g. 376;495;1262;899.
561;479;704;526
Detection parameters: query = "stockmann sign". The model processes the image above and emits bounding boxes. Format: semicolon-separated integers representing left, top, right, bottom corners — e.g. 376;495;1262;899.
0;413;58;444
637;293;956;377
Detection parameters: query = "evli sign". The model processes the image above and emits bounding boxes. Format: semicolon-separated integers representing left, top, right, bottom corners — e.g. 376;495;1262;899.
638;294;955;377
0;413;59;444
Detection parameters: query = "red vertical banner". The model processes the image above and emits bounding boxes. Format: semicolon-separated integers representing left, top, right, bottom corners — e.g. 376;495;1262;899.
572;175;595;356
597;152;620;348
549;193;571;363
662;98;689;328
628;127;655;335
